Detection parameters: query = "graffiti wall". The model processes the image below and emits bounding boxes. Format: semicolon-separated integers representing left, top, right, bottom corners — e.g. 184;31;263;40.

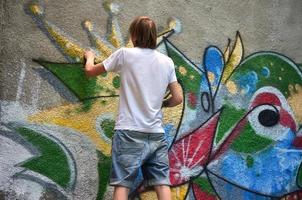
1;0;302;199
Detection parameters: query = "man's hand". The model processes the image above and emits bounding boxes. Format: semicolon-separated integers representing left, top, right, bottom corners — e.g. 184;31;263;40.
84;50;106;77
84;50;95;60
162;82;183;108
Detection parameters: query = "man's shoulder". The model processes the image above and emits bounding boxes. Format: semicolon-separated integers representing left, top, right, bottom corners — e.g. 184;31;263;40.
122;47;146;52
122;48;174;65
154;50;173;63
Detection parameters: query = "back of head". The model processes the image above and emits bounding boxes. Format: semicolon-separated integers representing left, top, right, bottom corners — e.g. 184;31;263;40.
129;16;157;49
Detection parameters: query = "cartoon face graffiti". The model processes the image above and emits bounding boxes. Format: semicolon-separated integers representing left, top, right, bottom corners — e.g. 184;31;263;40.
209;52;302;199
168;50;302;199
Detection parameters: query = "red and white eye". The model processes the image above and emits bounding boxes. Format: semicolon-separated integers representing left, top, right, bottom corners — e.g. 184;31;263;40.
248;87;297;140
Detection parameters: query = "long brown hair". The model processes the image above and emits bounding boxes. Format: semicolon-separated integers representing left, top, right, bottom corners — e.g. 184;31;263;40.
129;16;157;49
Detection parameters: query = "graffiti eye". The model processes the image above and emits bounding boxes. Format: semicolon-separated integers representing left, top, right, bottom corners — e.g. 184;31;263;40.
258;109;279;127
248;104;287;140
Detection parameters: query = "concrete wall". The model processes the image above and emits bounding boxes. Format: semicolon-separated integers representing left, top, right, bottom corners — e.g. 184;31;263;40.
1;0;302;199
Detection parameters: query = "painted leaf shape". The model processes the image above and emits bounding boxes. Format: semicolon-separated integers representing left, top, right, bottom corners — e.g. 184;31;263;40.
34;60;98;100
34;60;118;100
168;111;220;185
164;39;202;95
16;127;72;188
221;31;243;83
202;46;224;96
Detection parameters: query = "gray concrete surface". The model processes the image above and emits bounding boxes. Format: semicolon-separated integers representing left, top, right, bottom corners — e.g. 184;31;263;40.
1;0;302;107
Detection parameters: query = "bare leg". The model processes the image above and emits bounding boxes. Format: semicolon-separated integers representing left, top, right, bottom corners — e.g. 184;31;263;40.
154;185;171;200
113;186;130;200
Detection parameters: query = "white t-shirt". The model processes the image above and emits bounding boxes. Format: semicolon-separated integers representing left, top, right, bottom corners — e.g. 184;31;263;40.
103;47;177;133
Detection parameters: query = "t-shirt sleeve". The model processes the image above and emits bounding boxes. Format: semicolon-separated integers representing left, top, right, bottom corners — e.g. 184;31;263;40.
103;48;124;73
168;60;178;84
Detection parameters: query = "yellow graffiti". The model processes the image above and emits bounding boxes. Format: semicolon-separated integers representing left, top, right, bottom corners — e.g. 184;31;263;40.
83;20;113;57
178;66;187;75
109;24;121;48
288;84;302;125
139;184;189;200
28;99;119;156
171;184;189;200
28;3;104;63
208;71;215;83
46;26;87;62
157;18;182;43
222;32;243;83
226;80;238;94
103;1;123;48
28;97;183;156
95;73;120;96
168;18;179;31
28;2;178;64
29;4;42;15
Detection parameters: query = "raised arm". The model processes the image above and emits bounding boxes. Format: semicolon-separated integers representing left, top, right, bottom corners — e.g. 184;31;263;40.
162;82;183;107
84;50;106;77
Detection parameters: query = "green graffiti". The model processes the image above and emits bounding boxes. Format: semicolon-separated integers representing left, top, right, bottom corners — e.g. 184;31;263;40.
112;76;120;89
231;53;301;98
75;99;96;113
215;104;245;144
100;118;115;139
297;165;302;188
96;151;112;200
193;177;215;195
34;60;103;100
17;127;71;188
165;42;201;95
231;123;273;153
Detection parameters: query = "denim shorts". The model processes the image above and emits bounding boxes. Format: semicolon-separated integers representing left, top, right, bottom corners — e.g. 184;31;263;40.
109;129;171;188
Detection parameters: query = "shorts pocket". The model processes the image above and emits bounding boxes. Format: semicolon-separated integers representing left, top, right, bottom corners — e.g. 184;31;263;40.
119;141;144;153
117;142;144;168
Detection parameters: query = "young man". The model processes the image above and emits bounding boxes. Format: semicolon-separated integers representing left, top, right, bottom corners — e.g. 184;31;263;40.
84;16;183;200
